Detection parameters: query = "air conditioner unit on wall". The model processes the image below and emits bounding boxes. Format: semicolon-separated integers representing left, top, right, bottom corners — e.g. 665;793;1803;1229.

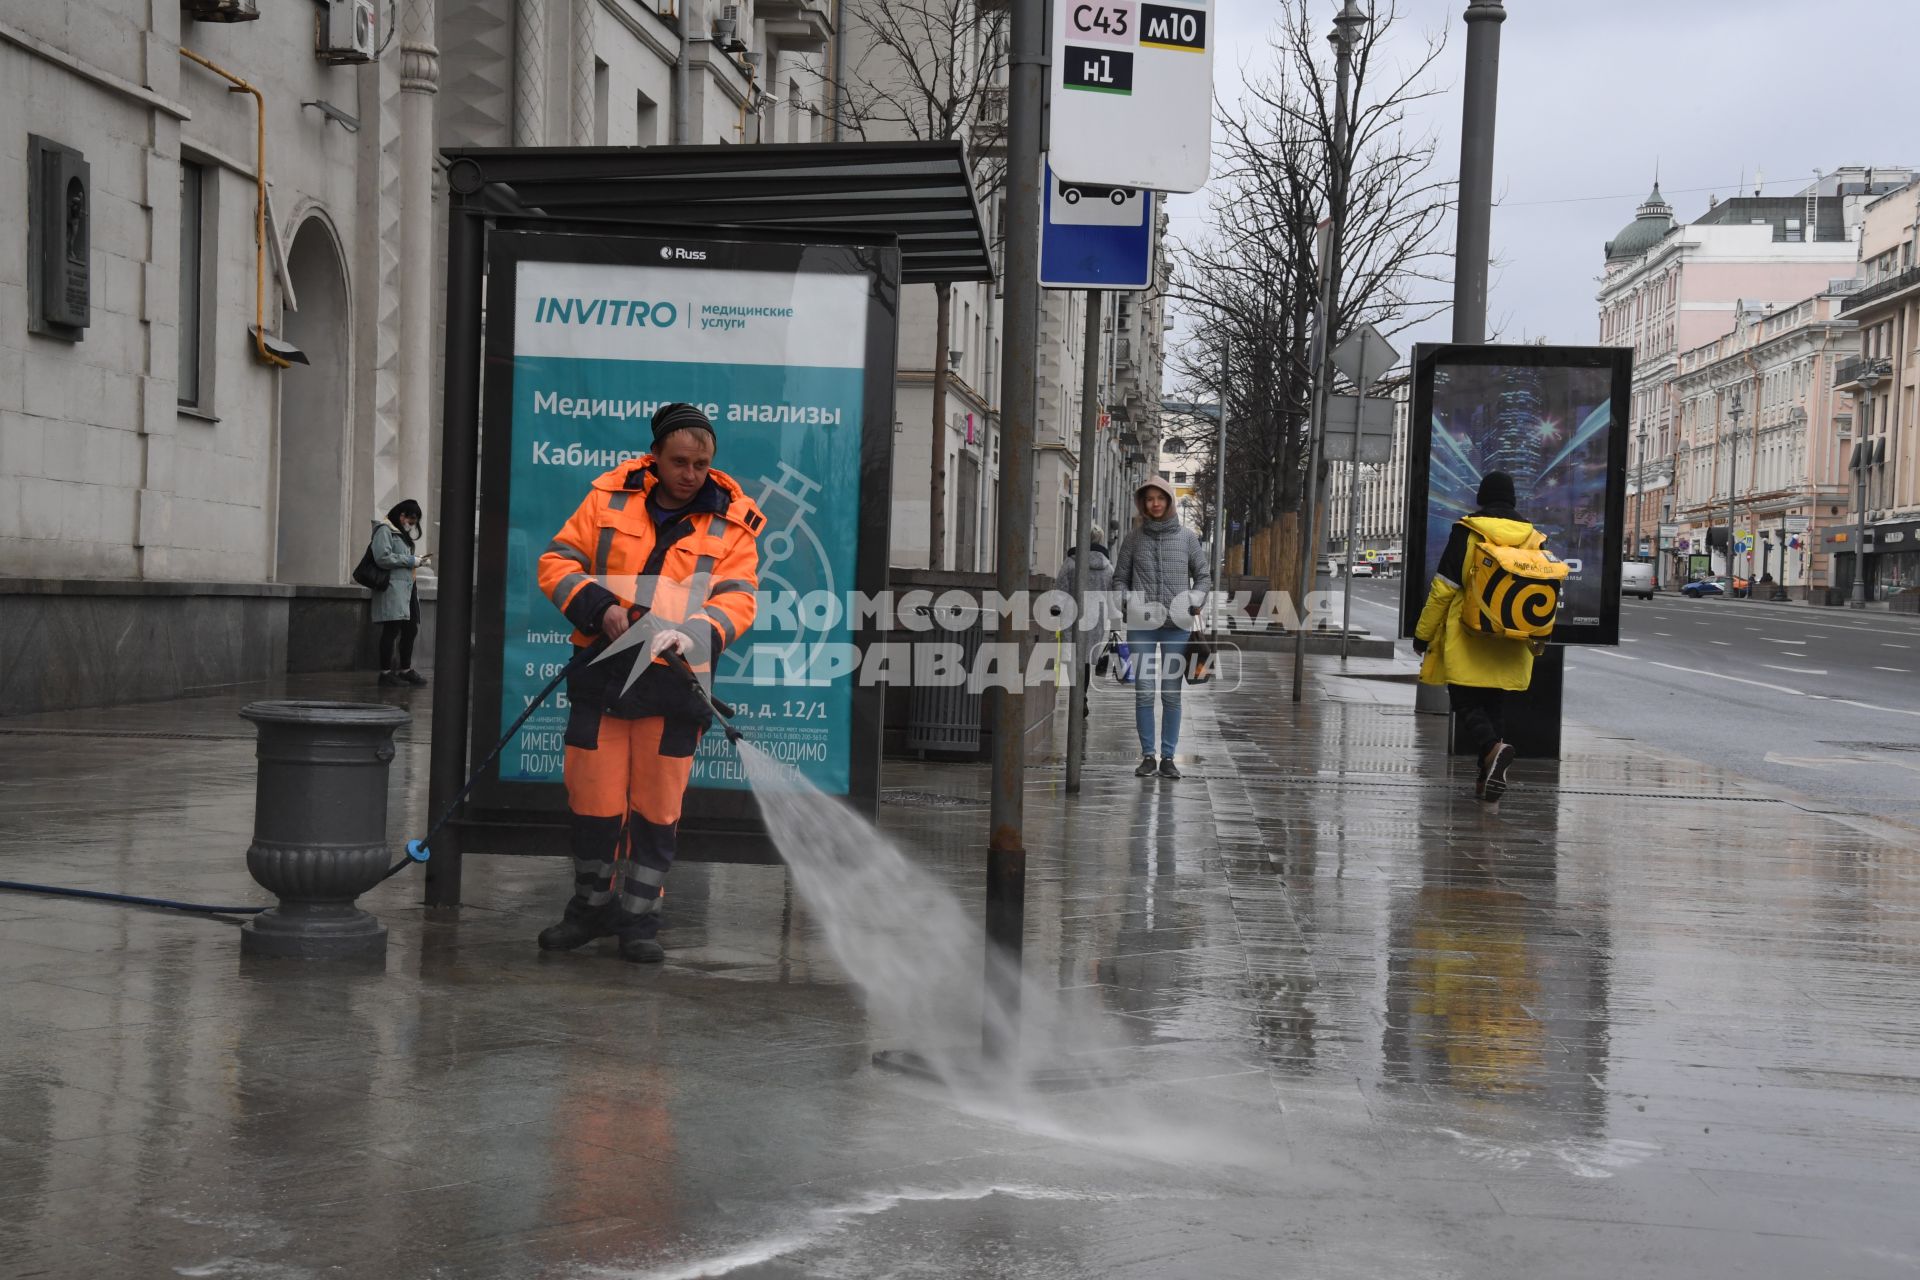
184;0;261;21
318;0;378;64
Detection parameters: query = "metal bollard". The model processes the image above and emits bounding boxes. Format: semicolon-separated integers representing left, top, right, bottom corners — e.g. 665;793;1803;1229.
239;700;411;959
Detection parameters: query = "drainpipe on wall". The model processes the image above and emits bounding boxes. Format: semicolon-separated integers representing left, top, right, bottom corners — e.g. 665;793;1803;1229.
673;0;706;144
180;48;292;370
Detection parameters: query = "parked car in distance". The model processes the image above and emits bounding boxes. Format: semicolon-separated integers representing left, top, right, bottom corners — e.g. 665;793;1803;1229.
1350;561;1376;578
1680;576;1750;599
1621;561;1654;600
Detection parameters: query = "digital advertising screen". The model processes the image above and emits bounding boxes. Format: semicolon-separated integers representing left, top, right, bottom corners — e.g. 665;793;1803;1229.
1402;345;1631;647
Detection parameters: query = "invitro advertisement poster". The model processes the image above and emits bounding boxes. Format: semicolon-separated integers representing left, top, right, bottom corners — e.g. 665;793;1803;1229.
486;238;877;798
1404;344;1631;647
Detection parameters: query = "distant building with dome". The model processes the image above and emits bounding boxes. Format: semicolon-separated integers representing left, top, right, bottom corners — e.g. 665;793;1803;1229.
1596;166;1914;591
1604;183;1678;267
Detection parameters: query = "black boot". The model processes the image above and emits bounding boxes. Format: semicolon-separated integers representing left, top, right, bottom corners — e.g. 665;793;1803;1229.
537;917;606;951
617;934;665;964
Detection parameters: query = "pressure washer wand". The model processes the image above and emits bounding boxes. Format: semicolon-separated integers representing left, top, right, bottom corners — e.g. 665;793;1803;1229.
661;649;745;744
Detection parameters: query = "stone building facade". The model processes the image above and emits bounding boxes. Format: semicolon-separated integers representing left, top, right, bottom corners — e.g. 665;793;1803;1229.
2;0;1173;711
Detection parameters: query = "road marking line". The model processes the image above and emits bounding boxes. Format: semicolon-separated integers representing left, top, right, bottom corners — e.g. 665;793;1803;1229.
1873;666;1910;673
1764;639;1807;645
1834;698;1920;719
1622;638;1639;643
1595;648;1638;661
1762;664;1828;676
1710;640;1732;646
1886;644;1912;650
1649;661;1806;696
1655;631;1672;636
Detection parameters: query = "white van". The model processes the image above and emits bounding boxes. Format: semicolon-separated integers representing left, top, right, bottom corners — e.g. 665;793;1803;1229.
1621;561;1654;600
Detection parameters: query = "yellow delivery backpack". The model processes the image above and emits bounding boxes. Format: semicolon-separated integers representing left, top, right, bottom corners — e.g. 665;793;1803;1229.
1460;524;1568;641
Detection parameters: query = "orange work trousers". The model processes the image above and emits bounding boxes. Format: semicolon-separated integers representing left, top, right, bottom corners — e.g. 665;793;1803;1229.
560;716;694;940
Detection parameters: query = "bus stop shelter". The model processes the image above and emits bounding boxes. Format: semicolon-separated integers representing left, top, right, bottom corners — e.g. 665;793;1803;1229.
425;142;995;907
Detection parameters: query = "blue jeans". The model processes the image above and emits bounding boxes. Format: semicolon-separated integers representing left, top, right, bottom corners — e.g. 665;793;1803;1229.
1129;625;1191;758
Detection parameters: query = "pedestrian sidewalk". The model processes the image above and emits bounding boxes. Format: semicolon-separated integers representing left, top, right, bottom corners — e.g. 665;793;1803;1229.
1;655;1917;1278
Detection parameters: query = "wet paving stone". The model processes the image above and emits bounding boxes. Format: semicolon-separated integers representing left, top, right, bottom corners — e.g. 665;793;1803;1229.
2;659;1919;1276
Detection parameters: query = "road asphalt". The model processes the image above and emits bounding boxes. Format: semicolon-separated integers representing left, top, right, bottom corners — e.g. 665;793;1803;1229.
1339;578;1920;828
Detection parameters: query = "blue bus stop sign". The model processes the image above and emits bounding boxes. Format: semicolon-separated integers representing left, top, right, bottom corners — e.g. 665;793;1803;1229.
1039;160;1154;290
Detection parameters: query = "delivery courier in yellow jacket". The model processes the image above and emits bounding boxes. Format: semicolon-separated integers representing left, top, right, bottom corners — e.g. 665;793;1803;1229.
1412;471;1566;805
533;402;765;963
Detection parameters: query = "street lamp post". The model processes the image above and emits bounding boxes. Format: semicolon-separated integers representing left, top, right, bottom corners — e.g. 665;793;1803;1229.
1851;368;1882;607
1725;389;1743;590
1453;0;1507;345
1634;427;1646;565
1292;0;1369;704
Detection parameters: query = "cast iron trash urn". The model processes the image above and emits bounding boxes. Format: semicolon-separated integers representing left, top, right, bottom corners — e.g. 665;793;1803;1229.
239;700;411;959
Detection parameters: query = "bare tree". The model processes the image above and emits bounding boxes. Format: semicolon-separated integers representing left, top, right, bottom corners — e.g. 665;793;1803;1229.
824;0;1008;569
1172;1;1450;573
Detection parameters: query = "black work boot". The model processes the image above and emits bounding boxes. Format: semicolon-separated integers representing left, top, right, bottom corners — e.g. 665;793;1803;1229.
537;917;605;952
617;934;666;964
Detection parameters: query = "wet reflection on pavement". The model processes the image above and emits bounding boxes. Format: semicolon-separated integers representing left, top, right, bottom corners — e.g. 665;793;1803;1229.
2;655;1918;1277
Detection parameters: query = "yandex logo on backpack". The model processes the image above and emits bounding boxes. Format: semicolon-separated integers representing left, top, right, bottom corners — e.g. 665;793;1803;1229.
1461;527;1567;641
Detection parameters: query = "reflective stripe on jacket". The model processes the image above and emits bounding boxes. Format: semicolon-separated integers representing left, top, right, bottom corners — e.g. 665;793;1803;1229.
1414;515;1539;691
537;459;764;667
537;460;765;748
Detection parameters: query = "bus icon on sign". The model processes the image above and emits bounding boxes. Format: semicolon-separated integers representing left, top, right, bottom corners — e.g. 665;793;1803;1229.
1062;182;1130;207
1052;176;1143;227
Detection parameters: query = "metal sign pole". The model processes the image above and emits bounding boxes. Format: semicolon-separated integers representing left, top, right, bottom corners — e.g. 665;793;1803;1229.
1212;334;1229;632
984;0;1046;1063
1066;288;1103;795
1338;345;1371;660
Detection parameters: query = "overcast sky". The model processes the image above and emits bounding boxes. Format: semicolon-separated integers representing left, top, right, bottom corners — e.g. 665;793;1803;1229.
1163;0;1920;387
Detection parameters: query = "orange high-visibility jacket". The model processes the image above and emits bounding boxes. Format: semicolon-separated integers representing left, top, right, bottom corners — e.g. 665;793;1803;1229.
537;459;765;672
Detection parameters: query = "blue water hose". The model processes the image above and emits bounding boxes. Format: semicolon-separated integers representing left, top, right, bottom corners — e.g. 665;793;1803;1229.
2;636;728;915
0;652;592;915
396;645;598;868
0;880;264;916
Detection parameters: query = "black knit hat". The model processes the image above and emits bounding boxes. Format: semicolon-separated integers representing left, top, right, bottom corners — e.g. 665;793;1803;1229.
650;402;715;449
1476;471;1516;509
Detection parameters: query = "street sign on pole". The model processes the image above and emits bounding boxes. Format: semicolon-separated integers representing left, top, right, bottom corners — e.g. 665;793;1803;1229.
1334;318;1399;660
1049;0;1215;193
1039;161;1154;290
1322;396;1394;461
1333;322;1399;391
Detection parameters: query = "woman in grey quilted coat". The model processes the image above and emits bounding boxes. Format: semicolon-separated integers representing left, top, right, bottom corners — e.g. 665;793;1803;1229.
369;499;430;687
1112;476;1211;779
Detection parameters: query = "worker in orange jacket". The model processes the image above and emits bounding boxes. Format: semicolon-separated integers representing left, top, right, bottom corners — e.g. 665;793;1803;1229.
534;402;765;963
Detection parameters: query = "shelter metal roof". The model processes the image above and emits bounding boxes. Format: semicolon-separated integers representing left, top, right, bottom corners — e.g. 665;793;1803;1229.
441;141;995;285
